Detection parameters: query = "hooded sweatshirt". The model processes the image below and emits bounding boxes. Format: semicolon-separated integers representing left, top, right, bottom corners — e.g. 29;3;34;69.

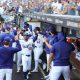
50;32;75;66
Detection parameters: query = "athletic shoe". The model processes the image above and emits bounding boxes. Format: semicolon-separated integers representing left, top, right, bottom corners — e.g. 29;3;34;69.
31;69;38;72
17;70;20;73
43;63;47;70
41;75;50;80
26;75;29;79
28;71;31;75
44;75;49;79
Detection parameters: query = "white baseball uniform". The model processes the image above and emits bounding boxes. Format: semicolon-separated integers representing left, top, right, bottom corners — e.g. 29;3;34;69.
0;69;12;80
16;34;24;72
50;66;70;80
33;34;44;71
20;38;33;72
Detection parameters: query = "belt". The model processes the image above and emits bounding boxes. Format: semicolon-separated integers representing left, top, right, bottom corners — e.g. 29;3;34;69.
26;55;30;57
35;46;42;48
22;54;31;57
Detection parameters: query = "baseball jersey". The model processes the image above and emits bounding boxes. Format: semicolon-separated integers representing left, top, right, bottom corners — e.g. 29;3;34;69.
45;35;58;54
34;34;44;48
20;39;33;56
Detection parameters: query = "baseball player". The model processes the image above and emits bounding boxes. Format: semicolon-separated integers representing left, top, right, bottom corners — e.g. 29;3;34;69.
12;28;18;63
16;29;24;72
45;27;58;68
13;28;24;72
20;31;33;80
41;27;58;80
48;32;75;80
0;33;21;80
32;27;44;72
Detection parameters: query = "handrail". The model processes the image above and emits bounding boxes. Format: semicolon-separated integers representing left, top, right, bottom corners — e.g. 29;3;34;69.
34;12;80;21
24;12;80;30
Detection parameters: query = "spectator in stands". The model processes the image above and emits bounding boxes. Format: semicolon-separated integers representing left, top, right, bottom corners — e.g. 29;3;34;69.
46;5;53;14
51;0;58;14
60;0;68;15
77;0;80;15
56;1;62;14
67;0;76;15
0;0;80;16
0;15;4;23
0;5;5;14
43;0;53;13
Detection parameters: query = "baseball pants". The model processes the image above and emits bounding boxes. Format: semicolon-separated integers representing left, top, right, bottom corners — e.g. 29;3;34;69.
33;47;43;70
22;55;31;72
0;69;12;80
47;54;53;71
17;51;22;71
50;66;70;80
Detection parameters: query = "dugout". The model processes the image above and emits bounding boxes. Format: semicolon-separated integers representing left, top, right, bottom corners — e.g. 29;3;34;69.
24;12;80;74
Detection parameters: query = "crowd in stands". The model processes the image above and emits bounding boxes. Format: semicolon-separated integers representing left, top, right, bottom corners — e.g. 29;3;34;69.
0;0;80;16
27;0;80;16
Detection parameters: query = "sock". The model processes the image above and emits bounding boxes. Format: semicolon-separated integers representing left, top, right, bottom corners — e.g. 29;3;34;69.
27;70;29;74
23;71;28;79
23;72;27;79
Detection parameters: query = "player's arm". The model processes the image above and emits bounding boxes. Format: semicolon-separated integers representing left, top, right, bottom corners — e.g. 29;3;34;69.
14;41;22;52
48;46;54;70
45;42;52;49
48;53;54;70
44;38;52;49
12;30;22;53
38;34;52;48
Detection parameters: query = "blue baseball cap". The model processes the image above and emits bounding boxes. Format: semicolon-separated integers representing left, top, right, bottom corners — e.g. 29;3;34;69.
24;22;29;29
5;26;10;31
49;27;55;32
49;27;57;34
3;37;11;42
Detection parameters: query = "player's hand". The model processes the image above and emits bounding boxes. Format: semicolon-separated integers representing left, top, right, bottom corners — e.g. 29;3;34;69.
17;30;21;35
15;35;19;41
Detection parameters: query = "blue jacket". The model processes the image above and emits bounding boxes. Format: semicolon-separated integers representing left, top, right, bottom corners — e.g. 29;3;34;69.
51;32;75;66
0;41;21;69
